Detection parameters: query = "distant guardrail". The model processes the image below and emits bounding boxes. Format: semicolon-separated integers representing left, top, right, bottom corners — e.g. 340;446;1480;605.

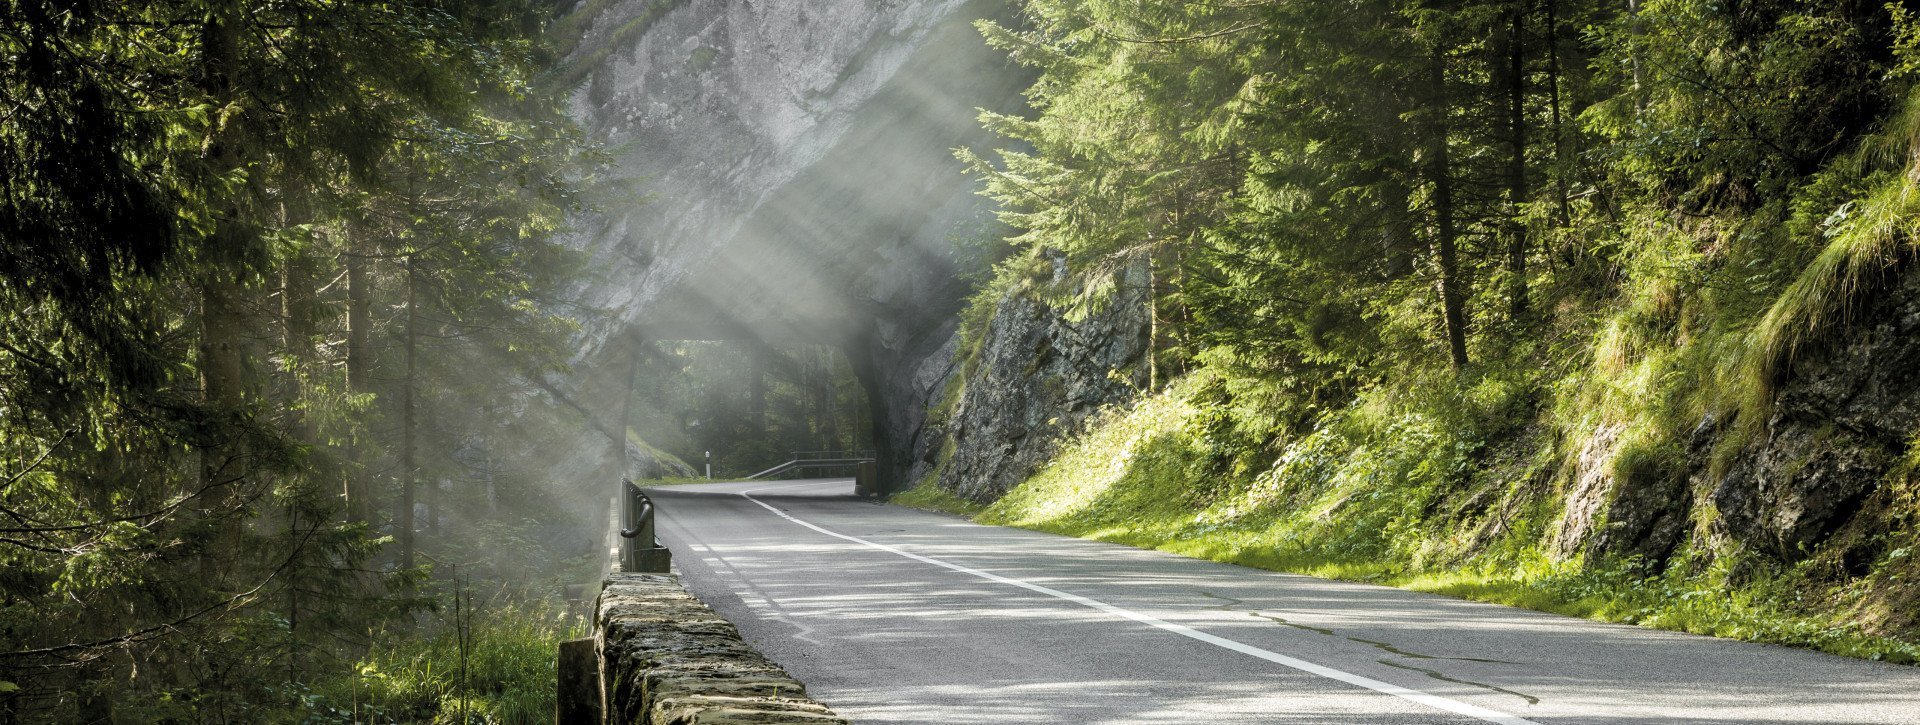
744;450;876;481
789;449;876;461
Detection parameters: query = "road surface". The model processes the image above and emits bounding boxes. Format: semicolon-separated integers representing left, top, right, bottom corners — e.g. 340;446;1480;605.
647;478;1920;724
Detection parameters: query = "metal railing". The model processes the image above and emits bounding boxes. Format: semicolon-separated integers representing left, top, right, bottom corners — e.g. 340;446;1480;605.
745;453;876;480
789;449;877;461
616;479;671;573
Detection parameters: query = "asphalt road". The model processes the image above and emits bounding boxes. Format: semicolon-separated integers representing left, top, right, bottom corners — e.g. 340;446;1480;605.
647;478;1920;724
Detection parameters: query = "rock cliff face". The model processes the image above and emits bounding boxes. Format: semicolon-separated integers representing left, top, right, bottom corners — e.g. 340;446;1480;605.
912;257;1153;502
1711;266;1920;559
1555;265;1920;567
554;0;1032;486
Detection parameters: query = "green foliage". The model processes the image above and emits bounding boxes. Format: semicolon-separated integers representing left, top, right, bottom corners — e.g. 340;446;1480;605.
969;371;1920;663
1;0;598;719
891;484;987;517
943;0;1920;662
1751;90;1920;394
622;341;873;477
310;600;586;724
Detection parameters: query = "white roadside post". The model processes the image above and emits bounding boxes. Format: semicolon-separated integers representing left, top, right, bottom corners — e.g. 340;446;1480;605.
705;451;712;480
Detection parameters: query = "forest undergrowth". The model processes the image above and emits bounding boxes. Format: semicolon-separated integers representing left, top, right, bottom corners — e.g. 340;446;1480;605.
303;598;587;724
904;364;1920;665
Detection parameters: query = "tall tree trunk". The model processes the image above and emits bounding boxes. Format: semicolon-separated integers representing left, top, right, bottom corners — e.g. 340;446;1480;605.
1546;0;1572;228
482;409;498;513
400;255;418;570
194;4;256;589
1145;248;1159;392
285;502;300;687
1374;73;1421;280
1381;176;1416;278
616;338;640;478
816;349;840;450
283;247;316;433
749;344;767;437
845;337;892;492
279;207;312;691
200;280;248;472
423;397;436;537
197;3;247;494
1627;0;1646;112
1170;239;1192;380
1504;0;1531;321
344;234;372;524
1428;47;1470;370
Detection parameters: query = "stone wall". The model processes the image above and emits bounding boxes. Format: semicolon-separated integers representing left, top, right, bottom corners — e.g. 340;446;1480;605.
595;573;845;724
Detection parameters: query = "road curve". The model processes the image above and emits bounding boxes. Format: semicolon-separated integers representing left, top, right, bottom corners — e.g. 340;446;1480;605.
647;478;1920;725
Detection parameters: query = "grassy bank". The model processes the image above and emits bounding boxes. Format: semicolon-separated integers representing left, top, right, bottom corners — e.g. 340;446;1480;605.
890;483;987;516
897;371;1920;665
303;599;586;723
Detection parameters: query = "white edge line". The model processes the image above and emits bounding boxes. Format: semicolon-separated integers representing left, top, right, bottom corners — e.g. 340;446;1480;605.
735;481;1541;725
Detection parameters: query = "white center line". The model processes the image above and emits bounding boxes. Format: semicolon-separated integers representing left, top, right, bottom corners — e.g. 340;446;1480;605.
737;480;1541;725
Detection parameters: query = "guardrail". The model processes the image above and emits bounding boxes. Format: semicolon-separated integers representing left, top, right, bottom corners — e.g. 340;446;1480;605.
615;479;670;574
744;457;871;480
746;450;876;480
789;449;876;461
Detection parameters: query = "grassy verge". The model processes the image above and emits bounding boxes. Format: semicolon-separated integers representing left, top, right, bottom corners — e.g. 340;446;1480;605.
307;600;586;723
891;483;987;516
932;372;1920;665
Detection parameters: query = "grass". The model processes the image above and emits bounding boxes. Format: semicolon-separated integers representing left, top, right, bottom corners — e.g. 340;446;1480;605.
1748;90;1920;407
308;600;586;724
1752;175;1916;396
891;484;987;516
926;369;1920;666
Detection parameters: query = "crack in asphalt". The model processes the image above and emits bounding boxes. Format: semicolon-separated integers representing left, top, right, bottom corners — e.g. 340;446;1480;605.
1196;589;1246;610
1197;590;1537;706
1346;636;1518;665
1249;610;1338;637
1376;659;1541;705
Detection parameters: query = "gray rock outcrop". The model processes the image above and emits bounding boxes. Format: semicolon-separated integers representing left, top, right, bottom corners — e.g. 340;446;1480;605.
1556;264;1920;566
551;0;1033;489
1712;265;1920;559
914;256;1153;502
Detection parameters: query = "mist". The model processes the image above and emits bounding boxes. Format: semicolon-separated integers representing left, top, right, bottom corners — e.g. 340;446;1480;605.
537;0;1033;522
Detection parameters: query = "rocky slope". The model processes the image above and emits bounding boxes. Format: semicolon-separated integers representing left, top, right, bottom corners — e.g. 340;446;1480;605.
930;265;1920;657
911;255;1153;501
1714;266;1920;560
1559;265;1920;569
550;0;1033;487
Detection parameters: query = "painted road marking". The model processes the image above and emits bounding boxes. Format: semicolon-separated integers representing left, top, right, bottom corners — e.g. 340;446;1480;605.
738;481;1540;725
